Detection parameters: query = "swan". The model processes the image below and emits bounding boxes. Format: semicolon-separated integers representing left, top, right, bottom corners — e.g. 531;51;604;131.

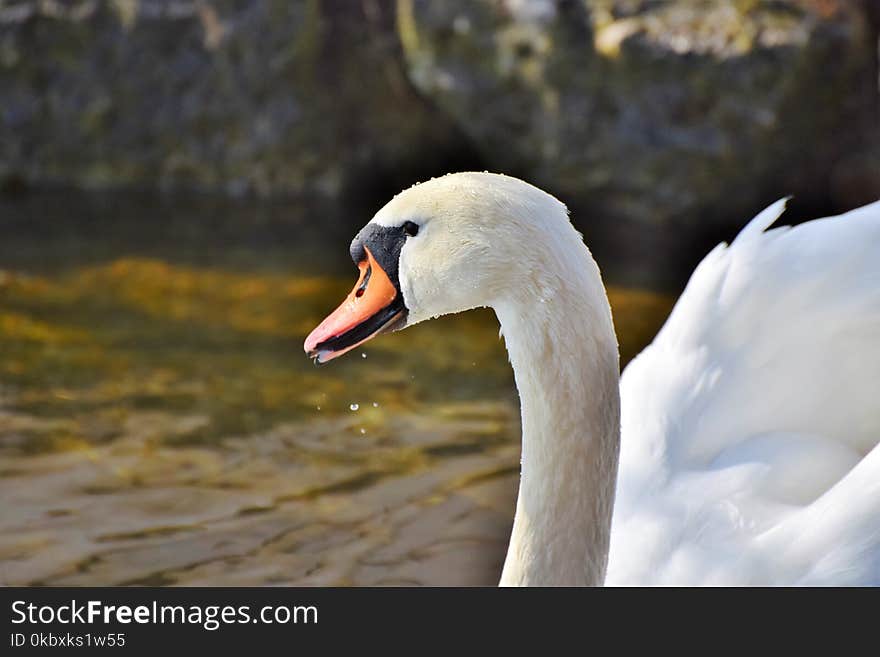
304;172;880;586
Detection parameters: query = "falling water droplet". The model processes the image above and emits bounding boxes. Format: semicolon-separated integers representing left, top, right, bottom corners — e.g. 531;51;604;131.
350;403;359;411
361;352;367;359
359;428;366;435
372;402;379;408
316;405;322;411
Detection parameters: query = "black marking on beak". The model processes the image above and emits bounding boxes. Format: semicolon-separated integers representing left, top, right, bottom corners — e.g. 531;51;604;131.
350;222;411;296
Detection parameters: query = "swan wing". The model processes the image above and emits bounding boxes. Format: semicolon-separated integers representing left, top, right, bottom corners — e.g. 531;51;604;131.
608;199;880;585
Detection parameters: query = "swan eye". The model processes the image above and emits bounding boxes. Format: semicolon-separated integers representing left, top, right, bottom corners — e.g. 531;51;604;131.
402;221;419;237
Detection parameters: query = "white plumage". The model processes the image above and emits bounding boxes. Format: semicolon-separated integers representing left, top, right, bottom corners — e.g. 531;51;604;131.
609;198;880;585
313;172;880;585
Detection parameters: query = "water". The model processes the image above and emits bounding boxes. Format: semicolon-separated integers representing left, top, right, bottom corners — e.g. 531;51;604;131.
0;191;674;586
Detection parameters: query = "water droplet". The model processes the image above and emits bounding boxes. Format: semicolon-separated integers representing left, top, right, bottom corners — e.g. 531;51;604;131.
361;352;367;359
316;405;322;411
349;403;359;411
372;402;379;408
359;428;366;435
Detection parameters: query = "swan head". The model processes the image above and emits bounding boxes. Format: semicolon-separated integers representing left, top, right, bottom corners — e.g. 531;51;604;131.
304;172;575;363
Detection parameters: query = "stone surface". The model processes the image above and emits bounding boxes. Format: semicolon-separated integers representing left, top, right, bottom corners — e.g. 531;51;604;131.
0;0;473;200
398;0;880;230
1;0;878;232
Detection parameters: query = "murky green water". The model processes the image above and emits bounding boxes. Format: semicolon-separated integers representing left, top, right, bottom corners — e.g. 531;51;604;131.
0;192;673;586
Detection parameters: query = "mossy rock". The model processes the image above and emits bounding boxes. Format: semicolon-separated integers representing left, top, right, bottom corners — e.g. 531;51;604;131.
0;0;473;207
397;0;879;230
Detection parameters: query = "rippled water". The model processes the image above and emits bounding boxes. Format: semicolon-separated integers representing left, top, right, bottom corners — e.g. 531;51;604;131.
0;192;674;586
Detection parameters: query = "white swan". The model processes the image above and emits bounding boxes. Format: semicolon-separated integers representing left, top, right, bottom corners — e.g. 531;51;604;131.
304;172;880;586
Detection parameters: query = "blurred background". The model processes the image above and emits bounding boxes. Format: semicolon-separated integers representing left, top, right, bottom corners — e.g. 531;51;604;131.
1;0;878;586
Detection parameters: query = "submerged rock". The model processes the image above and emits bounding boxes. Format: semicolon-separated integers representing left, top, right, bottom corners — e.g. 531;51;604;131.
398;0;879;229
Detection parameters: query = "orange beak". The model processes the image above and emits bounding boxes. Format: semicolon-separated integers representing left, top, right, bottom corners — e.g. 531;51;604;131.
304;246;406;364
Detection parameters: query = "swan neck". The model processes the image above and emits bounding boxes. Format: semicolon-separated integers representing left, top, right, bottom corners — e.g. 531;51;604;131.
496;248;620;586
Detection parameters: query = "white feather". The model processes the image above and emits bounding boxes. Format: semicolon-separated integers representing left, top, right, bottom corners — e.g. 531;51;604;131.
351;173;880;585
608;199;880;585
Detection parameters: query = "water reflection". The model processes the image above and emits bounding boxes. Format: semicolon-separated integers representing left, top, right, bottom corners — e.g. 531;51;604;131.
0;192;673;586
